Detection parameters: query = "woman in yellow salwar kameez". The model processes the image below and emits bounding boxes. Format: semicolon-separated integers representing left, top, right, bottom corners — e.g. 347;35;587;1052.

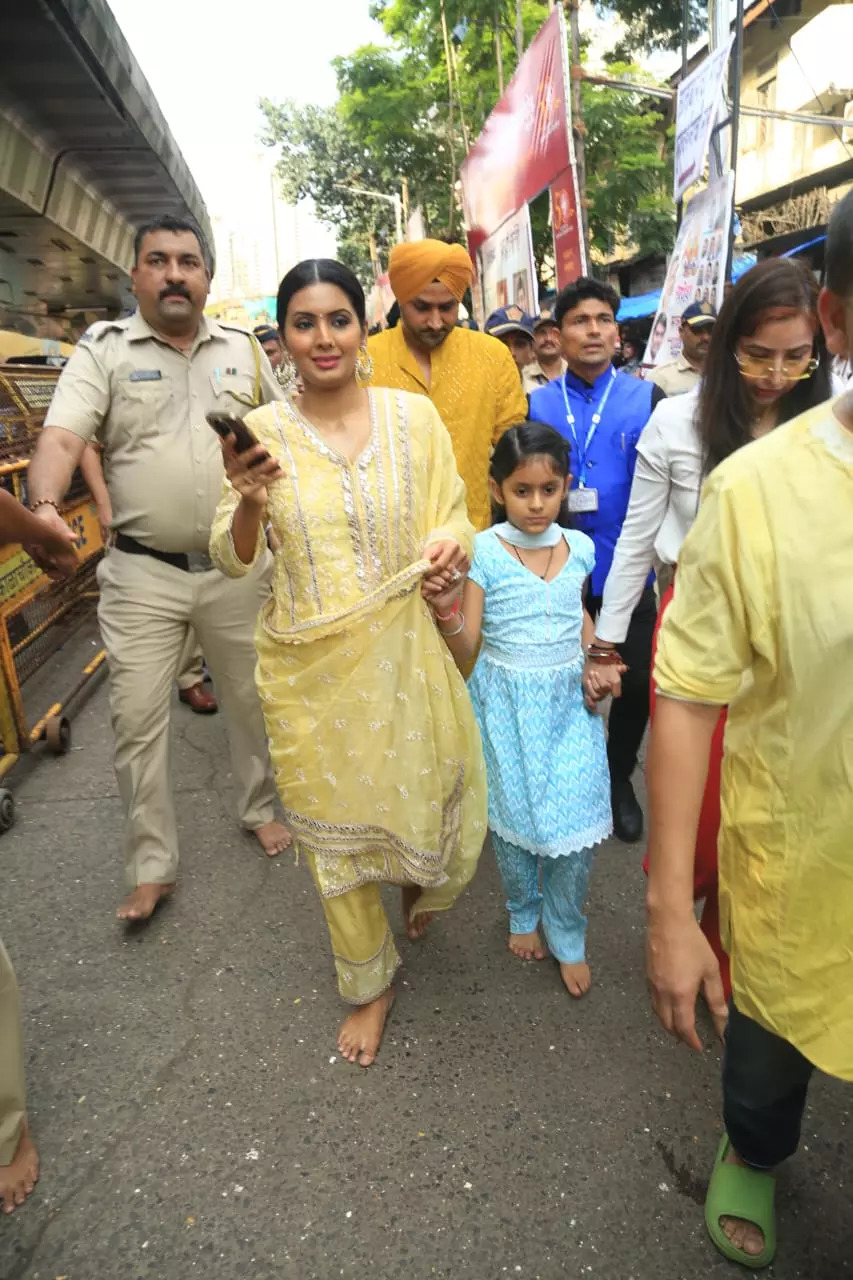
210;260;487;1066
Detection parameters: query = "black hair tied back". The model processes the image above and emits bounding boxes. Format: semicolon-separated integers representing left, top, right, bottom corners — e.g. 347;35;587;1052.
490;421;573;527
276;259;367;333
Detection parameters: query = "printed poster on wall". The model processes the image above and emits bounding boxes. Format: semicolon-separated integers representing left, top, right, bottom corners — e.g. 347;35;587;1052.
673;38;734;201
478;204;538;321
643;173;734;368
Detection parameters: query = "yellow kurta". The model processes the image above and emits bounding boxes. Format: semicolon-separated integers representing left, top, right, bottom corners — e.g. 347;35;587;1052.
367;325;528;530
654;398;853;1079
210;386;487;911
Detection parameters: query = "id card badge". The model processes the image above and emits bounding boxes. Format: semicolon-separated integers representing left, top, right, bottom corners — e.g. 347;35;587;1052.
569;486;599;514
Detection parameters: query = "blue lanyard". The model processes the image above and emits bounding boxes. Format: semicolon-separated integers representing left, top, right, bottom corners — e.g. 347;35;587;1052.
559;367;617;486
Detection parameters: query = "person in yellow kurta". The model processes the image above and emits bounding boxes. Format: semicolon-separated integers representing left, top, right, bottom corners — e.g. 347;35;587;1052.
368;240;528;530
210;258;487;1067
644;189;853;1271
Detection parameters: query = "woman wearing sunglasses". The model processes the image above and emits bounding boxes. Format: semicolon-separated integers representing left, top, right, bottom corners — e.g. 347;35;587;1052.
586;258;833;996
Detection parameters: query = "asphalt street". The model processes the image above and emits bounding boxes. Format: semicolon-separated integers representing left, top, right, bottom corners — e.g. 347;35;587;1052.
0;645;849;1279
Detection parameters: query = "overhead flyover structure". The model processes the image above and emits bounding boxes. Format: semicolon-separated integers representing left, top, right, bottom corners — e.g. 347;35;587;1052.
0;0;211;329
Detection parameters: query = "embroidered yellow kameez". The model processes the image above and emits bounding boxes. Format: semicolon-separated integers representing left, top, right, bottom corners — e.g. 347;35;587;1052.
210;388;487;1003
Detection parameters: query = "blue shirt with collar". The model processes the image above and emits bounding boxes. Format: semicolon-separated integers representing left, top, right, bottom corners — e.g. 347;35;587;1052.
529;365;658;596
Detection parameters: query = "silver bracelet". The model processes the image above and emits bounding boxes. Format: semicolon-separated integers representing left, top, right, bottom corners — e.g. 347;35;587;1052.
438;612;465;638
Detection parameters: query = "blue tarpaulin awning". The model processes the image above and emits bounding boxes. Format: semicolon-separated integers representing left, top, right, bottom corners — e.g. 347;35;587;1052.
616;254;758;322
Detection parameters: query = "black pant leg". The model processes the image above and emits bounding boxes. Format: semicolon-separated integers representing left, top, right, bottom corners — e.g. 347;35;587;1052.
589;586;657;784
723;1000;814;1169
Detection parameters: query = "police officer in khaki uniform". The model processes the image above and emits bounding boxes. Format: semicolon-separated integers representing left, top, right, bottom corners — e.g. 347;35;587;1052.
26;214;291;922
0;939;35;1213
647;300;716;395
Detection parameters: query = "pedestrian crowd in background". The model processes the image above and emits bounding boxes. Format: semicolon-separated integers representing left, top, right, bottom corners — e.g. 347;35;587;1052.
1;195;852;1276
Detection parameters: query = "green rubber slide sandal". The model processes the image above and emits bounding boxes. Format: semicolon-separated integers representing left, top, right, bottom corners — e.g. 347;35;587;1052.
704;1133;777;1270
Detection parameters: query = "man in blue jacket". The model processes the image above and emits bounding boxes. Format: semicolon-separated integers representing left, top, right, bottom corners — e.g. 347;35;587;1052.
529;278;665;842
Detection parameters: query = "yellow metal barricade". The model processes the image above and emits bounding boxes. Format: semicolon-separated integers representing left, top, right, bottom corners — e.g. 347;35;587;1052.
0;367;108;830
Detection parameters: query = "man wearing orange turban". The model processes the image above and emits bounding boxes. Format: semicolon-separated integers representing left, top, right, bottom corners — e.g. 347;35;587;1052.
387;241;474;305
369;239;527;530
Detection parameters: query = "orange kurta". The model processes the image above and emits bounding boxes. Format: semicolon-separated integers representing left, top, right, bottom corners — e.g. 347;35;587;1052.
368;325;528;530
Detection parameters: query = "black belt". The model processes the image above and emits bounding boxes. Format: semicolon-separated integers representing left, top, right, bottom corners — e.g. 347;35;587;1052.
114;533;211;573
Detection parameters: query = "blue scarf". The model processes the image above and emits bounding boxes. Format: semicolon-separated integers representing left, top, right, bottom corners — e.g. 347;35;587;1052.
492;521;563;549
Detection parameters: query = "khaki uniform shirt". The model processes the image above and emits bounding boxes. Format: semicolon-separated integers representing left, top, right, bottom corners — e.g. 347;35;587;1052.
522;358;567;395
44;311;284;554
647;353;701;396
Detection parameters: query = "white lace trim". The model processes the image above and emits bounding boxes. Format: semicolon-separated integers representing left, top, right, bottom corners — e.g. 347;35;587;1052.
490;815;612;859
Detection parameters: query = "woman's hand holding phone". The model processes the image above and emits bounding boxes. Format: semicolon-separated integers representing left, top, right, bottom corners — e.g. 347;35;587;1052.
207;414;284;510
222;434;284;510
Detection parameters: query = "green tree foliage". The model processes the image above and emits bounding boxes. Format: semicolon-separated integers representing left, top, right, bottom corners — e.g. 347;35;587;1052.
583;66;675;259
260;0;675;284
602;0;705;55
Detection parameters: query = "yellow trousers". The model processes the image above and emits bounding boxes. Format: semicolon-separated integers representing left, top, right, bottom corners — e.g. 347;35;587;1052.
0;940;25;1166
304;833;482;1005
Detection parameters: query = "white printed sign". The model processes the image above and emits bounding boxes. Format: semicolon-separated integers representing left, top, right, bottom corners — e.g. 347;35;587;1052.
674;38;734;202
478;204;538;321
644;173;734;368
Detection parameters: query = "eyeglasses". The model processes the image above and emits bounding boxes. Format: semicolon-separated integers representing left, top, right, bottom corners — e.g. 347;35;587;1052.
734;351;820;381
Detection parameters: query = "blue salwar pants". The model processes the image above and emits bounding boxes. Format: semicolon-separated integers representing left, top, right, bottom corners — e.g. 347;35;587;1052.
491;833;594;964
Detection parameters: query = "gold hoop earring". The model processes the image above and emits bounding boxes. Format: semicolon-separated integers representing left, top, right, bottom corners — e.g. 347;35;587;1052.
275;351;298;394
355;346;374;384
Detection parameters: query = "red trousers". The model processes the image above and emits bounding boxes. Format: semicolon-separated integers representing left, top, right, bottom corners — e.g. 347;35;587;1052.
646;584;731;999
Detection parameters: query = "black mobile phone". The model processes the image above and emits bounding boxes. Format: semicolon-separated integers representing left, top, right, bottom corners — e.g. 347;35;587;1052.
206;412;270;461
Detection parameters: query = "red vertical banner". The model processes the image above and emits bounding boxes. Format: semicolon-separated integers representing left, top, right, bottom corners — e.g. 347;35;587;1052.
460;9;571;243
550;167;585;288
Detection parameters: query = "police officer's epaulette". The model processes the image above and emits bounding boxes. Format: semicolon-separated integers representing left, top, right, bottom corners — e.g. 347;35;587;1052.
77;317;130;344
217;322;256;340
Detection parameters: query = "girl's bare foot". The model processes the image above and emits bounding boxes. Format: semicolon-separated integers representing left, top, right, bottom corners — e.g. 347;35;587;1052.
559;961;591;998
508;930;546;961
0;1120;39;1214
116;882;174;921
719;1149;771;1258
401;886;433;940
338;988;396;1067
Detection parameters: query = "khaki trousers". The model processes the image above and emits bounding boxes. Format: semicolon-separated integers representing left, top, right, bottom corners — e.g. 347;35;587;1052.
0;940;25;1166
175;629;205;691
97;548;278;887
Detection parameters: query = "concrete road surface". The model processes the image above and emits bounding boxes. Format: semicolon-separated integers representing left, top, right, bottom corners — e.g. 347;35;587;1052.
0;669;849;1279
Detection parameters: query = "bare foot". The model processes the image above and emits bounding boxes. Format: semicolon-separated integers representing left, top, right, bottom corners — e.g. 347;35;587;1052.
116;882;174;921
337;988;396;1067
401;886;434;941
508;930;546;961
559;961;592;998
719;1148;771;1258
0;1120;39;1214
253;820;292;858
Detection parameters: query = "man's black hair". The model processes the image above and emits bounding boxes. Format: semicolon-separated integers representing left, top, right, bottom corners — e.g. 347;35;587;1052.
825;189;853;300
554;276;621;328
133;215;214;275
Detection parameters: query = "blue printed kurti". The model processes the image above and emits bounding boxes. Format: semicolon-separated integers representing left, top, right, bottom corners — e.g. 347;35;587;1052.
468;528;612;857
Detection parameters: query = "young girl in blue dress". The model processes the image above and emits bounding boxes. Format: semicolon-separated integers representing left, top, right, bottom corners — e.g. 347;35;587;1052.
429;423;613;997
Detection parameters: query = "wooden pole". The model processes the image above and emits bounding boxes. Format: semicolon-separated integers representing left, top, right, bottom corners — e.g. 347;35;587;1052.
438;0;458;235
567;0;589;266
726;0;746;282
675;0;688;230
515;0;524;61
